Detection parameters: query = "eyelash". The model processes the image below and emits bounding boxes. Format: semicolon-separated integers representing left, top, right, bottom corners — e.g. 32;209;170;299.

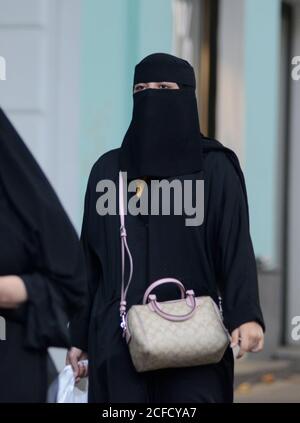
135;84;172;91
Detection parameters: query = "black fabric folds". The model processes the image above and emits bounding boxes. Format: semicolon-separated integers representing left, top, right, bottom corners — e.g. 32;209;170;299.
69;144;265;402
120;53;203;179
133;52;196;87
0;108;86;350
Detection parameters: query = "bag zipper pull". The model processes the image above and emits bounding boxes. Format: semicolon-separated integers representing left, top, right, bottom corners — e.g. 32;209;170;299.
218;295;223;319
120;313;127;338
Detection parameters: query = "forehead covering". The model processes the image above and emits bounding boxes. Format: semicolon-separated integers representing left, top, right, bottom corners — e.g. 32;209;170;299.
133;53;196;88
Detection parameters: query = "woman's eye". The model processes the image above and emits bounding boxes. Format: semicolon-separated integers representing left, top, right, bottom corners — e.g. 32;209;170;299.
135;85;145;91
159;84;169;89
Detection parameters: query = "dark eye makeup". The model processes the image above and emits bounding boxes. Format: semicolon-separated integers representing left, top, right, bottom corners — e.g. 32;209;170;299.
133;83;179;93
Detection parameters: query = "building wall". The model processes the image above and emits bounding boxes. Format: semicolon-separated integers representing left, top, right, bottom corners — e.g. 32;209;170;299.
79;0;172;217
245;0;281;266
287;1;300;343
216;0;284;353
216;0;245;166
0;0;81;228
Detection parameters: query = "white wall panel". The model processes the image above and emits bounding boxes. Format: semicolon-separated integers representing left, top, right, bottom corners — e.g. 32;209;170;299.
287;3;300;344
0;0;47;25
0;0;80;227
6;112;47;169
216;0;245;167
0;29;45;110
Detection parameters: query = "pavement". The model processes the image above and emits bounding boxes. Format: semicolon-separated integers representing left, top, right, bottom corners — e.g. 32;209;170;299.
234;356;300;403
234;373;300;403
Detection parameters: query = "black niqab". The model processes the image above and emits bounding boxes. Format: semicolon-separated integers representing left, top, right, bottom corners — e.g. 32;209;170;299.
119;53;203;179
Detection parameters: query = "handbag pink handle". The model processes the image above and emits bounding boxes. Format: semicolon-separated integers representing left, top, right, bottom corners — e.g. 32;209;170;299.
142;277;186;305
148;290;197;321
143;278;197;322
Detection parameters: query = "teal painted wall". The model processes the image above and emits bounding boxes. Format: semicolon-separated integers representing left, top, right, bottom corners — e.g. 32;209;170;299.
79;0;172;218
245;0;281;265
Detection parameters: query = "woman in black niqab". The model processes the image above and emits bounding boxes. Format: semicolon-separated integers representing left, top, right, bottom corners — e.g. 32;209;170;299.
120;53;204;179
0;108;86;402
69;53;265;403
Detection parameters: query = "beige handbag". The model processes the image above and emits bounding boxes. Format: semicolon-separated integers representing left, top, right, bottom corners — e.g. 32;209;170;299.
118;171;231;372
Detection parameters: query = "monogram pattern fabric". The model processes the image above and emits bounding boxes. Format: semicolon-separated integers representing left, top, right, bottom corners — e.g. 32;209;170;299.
126;296;231;372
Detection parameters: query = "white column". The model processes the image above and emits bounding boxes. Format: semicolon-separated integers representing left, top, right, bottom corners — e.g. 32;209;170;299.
216;0;245;167
287;2;300;344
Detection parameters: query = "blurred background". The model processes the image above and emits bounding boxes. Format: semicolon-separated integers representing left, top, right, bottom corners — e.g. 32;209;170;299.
0;0;299;402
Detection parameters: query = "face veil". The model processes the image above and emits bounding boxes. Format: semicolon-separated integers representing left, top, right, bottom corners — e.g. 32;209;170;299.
119;53;204;179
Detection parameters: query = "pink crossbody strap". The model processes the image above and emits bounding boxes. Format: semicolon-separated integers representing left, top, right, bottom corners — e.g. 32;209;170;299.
118;171;196;337
119;172;133;328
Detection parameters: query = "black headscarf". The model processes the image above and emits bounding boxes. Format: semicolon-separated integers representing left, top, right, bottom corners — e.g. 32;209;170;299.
0;107;86;349
119;53;204;179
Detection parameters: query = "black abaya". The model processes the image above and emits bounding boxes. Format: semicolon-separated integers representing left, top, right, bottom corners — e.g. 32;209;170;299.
70;139;265;403
0;181;48;402
0;109;86;402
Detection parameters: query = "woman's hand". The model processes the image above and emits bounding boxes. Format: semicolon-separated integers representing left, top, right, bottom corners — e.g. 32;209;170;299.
66;347;88;383
230;321;264;359
0;275;28;308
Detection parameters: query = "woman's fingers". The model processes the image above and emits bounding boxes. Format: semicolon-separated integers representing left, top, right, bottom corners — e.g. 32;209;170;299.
78;361;88;378
66;348;88;383
233;322;264;358
75;361;88;384
230;328;240;348
67;347;82;377
82;362;89;378
70;354;79;377
237;335;249;359
79;361;88;378
236;345;245;359
244;325;264;353
77;362;84;379
231;328;243;358
0;276;28;307
250;335;264;352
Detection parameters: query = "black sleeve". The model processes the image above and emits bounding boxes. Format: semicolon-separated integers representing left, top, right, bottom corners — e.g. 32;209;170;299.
0;106;87;350
215;154;265;334
69;171;102;352
21;245;86;350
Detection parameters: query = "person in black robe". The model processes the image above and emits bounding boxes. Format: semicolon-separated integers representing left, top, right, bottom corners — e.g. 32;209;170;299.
68;53;265;403
0;108;86;402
